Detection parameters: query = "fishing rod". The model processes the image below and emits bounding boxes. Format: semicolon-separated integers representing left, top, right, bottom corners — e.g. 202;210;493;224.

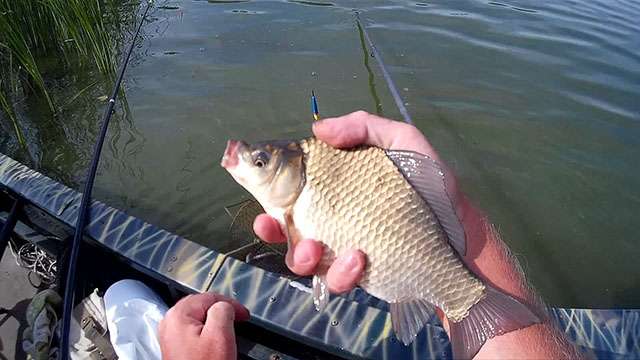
58;1;153;359
354;12;413;125
311;14;411;123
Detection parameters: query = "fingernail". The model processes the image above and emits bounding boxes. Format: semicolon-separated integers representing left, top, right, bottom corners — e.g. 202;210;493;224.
339;253;360;274
210;302;235;324
294;248;313;266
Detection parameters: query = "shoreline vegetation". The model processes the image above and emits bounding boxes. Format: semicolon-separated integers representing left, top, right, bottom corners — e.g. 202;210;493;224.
0;0;138;151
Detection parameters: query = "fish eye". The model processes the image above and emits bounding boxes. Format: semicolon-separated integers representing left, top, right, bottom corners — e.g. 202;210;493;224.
252;151;269;168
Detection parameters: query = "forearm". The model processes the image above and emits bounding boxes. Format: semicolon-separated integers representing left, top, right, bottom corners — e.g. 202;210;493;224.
451;196;582;359
260;113;582;358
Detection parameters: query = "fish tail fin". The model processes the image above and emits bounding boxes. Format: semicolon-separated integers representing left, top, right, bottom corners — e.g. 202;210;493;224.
448;286;540;359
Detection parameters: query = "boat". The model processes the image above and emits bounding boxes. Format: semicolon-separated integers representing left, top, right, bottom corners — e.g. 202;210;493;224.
1;152;638;359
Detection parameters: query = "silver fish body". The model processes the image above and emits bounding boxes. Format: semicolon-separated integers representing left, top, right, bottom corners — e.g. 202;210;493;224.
221;136;539;359
294;138;485;321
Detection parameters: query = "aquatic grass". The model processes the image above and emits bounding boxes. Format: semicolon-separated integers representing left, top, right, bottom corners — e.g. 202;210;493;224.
47;0;118;75
0;80;26;148
60;81;100;110
0;0;135;145
0;15;54;110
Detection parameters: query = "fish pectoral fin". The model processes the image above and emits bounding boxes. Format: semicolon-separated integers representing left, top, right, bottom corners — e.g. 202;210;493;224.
389;299;437;346
312;274;330;311
283;209;330;312
448;286;540;359
283;208;301;269
385;150;467;256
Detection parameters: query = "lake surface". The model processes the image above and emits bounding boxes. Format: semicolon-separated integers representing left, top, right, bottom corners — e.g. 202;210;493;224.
1;0;639;308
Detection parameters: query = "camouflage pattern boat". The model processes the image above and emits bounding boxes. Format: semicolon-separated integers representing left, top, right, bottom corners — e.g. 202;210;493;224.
0;152;638;360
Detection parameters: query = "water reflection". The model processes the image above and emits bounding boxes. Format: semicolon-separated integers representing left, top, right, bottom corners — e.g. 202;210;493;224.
1;0;639;308
356;20;384;115
287;0;336;7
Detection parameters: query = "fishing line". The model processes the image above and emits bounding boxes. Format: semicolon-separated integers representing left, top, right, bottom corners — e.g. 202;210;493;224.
58;1;153;359
9;240;58;287
354;12;413;125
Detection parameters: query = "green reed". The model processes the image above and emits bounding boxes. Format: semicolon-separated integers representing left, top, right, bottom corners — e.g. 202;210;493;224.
0;0;134;148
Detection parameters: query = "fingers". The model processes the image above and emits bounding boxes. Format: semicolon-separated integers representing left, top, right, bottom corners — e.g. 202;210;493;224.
313;110;460;203
202;302;237;360
170;293;250;325
284;236;366;293
312;110;437;157
326;250;366;293
253;214;323;275
253;214;286;243
285;239;323;276
253;213;365;293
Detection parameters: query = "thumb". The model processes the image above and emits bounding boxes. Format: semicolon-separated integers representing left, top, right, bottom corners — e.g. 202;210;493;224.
202;302;237;360
312;111;372;148
312;111;436;156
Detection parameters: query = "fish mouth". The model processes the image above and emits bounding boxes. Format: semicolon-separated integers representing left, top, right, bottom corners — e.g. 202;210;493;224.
221;140;242;168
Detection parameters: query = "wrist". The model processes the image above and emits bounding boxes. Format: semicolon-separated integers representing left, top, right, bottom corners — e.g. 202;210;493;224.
457;194;537;307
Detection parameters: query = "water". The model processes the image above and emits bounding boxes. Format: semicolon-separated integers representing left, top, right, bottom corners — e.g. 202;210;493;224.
1;0;639;308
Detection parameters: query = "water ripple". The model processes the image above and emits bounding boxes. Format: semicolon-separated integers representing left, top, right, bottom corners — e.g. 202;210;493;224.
371;22;571;66
286;0;335;7
6;0;640;309
559;91;639;121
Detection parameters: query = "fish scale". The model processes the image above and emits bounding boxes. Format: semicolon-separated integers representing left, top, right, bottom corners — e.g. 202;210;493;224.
223;136;540;356
297;138;486;321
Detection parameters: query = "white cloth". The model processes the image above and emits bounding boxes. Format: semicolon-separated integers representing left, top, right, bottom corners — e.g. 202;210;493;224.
104;279;168;360
70;289;115;360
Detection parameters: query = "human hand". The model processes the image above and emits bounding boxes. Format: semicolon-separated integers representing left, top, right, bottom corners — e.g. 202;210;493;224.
158;293;250;360
253;110;463;294
313;111;488;261
258;111;578;359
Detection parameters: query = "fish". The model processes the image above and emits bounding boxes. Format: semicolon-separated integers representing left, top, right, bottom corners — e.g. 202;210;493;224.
220;137;540;359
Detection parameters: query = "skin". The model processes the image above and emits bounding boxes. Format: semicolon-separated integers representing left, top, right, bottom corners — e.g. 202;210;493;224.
160;111;580;359
253;111;582;359
158;293;250;360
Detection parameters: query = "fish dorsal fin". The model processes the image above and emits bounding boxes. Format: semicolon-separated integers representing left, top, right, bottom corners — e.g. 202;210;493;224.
385;150;467;256
389;299;437;345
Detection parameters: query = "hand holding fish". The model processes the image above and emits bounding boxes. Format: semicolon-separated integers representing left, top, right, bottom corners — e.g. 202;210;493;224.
222;111;580;359
253;215;367;293
252;110;448;293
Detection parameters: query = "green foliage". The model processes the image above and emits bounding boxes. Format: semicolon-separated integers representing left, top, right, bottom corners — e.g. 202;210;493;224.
0;80;25;147
0;0;134;146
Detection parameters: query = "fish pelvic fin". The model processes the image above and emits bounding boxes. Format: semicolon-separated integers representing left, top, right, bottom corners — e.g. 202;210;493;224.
312;274;329;311
449;286;540;359
390;299;437;346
